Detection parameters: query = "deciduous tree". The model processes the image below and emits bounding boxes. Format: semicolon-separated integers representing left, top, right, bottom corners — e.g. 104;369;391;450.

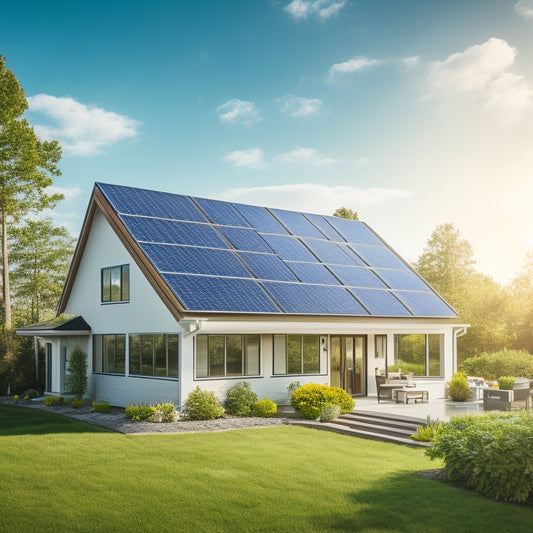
333;207;359;220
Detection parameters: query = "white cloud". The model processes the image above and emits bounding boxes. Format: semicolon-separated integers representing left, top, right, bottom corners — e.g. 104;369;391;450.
216;99;261;126
27;94;140;156
218;183;411;214
284;0;346;21
47;184;84;201
486;72;533;112
402;56;420;68
223;148;264;168
277;94;322;117
515;0;533;19
327;56;382;83
275;147;338;165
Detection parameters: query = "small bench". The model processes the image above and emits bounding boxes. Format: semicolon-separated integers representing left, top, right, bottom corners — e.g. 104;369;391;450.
396;388;429;404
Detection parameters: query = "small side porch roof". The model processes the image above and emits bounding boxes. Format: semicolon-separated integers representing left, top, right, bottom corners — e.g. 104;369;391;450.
16;314;91;337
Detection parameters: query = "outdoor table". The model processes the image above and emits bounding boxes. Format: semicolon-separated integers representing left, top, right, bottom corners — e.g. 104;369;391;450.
395;388;429;404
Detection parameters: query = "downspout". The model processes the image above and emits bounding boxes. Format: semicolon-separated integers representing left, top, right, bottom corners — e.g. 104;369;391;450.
183;319;204;337
453;326;468;374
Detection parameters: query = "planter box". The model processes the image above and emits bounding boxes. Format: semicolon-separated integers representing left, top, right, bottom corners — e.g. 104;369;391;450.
483;388;513;411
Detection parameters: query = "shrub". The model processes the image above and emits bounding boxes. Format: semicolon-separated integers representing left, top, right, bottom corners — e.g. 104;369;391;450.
125;404;155;421
66;346;88;399
447;372;471;402
150;403;178;422
410;417;441;442
319;403;341;422
387;360;425;376
497;376;515;390
251;399;277;418
43;396;64;406
224;382;258;416
71;398;83;408
426;412;533;503
182;387;224;420
92;401;111;414
22;388;39;398
459;349;533;380
287;381;301;400
291;383;354;420
13;395;19;400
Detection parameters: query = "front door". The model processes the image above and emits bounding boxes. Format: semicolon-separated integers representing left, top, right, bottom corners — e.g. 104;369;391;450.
330;336;366;396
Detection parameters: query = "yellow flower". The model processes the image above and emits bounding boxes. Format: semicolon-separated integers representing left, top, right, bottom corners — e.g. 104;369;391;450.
24;395;30;400
13;395;19;399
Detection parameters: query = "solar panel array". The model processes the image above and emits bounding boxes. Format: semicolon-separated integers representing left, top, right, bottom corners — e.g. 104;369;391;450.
96;183;457;317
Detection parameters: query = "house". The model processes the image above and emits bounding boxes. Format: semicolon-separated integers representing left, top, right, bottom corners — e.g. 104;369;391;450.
17;182;468;407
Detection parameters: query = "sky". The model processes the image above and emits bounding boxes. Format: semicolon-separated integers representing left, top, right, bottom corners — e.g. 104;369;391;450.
1;0;533;285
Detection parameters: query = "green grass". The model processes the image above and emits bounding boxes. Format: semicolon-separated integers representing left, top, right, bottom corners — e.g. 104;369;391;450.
1;405;532;532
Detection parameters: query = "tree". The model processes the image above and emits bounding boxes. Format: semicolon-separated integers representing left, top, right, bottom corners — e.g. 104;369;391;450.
0;55;63;328
66;346;88;399
333;207;359;220
10;218;74;326
508;250;533;353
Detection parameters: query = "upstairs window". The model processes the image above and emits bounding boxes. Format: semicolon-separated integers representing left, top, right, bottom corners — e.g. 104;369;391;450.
101;264;129;303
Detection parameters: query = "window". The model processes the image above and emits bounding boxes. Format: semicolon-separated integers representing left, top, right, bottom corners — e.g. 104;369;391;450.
195;334;260;378
273;334;320;375
375;335;387;359
93;334;126;374
101;264;129;303
389;334;442;377
129;334;179;378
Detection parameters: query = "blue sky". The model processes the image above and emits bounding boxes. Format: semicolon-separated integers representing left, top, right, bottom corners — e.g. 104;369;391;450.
2;0;533;284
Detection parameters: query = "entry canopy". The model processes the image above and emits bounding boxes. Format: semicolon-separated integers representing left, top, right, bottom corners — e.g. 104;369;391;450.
16;314;91;337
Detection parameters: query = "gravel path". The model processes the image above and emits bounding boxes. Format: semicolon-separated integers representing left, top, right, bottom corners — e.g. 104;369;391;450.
2;398;289;434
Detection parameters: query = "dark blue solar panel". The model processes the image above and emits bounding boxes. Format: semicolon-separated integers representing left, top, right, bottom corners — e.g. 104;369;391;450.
327;217;384;246
303;213;345;241
393;291;457;317
286;262;341;285
352;245;408;270
328;265;387;288
120;215;229;249
140;244;252;278
263;282;369;315
269;208;325;239
350;289;412;316
195;197;251;227
97;183;207;222
238;252;298;282
162;274;280;313
232;203;289;234
261;234;316;262
301;238;359;265
218;227;272;253
374;269;431;291
337;245;367;266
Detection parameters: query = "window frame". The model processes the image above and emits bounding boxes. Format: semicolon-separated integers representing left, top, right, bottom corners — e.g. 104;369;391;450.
272;334;322;376
128;333;179;379
92;334;126;375
101;264;130;303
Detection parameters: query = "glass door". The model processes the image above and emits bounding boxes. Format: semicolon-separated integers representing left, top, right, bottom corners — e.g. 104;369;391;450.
330;336;366;396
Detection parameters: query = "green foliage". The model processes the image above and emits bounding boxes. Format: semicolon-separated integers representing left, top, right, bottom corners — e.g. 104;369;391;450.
427;412;533;503
125;404;155;421
447;372;471;402
71;398;83;408
387;360;425;376
43;396;64;406
333;207;359;220
319;403;341;422
459;350;533;380
286;380;301;399
182;386;224;420
92;401;111;414
22;388;39;398
66;346;88;399
0;333;39;395
508;250;533;353
410;418;441;442
291;383;354;420
497;376;515;390
251;398;277;418
224;382;258;416
150;403;178;422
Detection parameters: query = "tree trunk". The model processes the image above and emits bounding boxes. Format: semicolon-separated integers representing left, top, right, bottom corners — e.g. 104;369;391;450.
2;208;11;329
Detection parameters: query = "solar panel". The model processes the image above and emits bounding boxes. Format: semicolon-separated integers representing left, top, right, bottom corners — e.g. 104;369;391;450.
162;274;280;313
238;252;299;282
350;288;412;316
218;227;272;253
140;243;252;278
326;216;384;246
261;234;316;262
351;245;408;270
195;197;251;227
303;213;345;241
286;262;341;285
374;268;431;291
301;238;359;266
263;282;369;315
393;291;457;317
232;203;289;234
97;183;207;222
120;215;229;249
269;208;325;239
328;265;387;288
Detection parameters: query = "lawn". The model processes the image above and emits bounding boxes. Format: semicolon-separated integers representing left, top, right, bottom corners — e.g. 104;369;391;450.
1;405;532;532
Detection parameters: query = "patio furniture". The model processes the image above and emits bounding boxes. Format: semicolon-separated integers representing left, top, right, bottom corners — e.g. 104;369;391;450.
375;374;416;402
396;388;429;404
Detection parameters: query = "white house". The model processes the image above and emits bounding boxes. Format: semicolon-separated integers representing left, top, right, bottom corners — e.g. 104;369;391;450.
17;183;467;407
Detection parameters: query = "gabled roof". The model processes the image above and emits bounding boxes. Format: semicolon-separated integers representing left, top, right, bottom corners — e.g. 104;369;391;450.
16;314;91;336
58;182;458;320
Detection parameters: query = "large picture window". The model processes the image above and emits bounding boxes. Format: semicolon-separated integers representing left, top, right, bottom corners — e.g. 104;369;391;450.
389;334;442;377
93;334;126;374
129;334;179;378
195;334;260;378
273;334;320;375
101;264;129;303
